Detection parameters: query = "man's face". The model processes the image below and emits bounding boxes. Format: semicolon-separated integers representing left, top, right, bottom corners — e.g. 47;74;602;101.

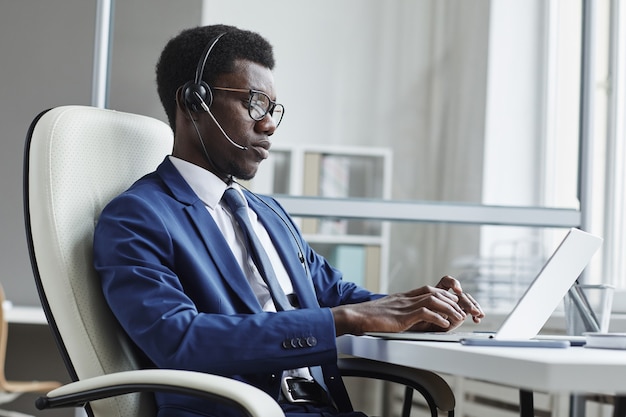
197;59;279;181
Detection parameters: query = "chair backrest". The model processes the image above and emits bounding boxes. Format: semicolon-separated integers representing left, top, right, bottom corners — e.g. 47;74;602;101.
24;105;173;417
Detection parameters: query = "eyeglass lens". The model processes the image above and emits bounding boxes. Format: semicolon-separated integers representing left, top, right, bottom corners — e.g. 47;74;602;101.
249;92;284;127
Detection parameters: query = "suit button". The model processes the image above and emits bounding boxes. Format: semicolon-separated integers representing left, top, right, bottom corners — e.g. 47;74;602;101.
290;338;299;348
282;339;291;349
306;336;317;347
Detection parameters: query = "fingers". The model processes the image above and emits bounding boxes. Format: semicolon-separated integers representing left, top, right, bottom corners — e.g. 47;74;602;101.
436;275;463;293
405;282;459;302
403;286;465;318
343;279;484;335
410;289;483;332
403;285;470;322
460;291;485;323
414;290;467;329
410;307;453;331
434;275;484;323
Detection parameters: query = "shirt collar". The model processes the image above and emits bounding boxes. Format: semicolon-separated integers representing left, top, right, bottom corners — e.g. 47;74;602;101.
169;156;238;209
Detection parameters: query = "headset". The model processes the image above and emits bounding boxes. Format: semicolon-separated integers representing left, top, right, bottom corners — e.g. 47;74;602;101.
181;31;248;152
181;32;227;113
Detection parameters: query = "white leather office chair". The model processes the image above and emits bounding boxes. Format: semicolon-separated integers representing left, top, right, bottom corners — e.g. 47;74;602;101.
23;105;455;417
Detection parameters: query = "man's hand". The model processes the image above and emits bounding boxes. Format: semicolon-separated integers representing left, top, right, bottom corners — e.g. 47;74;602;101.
331;276;485;336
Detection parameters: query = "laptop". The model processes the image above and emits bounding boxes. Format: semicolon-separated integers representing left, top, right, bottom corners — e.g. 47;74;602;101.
367;228;603;343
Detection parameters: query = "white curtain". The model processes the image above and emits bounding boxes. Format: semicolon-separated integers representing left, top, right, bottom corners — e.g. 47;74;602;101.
381;2;490;291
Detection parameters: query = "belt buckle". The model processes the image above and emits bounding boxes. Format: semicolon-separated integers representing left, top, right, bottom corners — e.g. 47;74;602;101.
281;377;315;404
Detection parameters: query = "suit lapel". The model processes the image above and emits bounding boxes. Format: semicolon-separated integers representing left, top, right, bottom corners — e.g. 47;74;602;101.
156;159;262;313
184;202;263;312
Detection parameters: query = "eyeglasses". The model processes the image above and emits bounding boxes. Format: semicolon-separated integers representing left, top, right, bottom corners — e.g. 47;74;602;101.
212;87;285;128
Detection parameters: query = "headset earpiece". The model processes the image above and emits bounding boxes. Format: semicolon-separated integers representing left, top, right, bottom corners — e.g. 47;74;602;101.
182;32;227;113
182;80;212;113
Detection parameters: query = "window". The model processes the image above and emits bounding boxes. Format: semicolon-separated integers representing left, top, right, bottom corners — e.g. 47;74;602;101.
203;0;626;305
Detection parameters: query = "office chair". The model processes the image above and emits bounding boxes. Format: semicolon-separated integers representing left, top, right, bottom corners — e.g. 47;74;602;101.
23;105;455;417
0;284;61;417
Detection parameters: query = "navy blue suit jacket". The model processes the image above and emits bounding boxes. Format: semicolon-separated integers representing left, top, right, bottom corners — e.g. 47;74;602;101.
93;158;382;417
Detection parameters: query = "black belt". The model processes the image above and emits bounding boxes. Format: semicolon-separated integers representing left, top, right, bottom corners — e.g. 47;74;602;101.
280;377;331;405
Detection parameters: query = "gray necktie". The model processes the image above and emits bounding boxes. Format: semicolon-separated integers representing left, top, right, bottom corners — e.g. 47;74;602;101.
222;188;292;311
222;188;332;401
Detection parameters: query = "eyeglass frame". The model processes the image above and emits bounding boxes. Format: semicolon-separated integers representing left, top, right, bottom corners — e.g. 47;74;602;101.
211;86;285;128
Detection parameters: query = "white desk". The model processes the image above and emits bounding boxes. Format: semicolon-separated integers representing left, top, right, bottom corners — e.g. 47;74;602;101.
337;335;626;416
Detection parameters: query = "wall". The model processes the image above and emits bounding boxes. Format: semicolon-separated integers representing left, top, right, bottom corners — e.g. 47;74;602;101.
1;0;93;306
0;0;201;306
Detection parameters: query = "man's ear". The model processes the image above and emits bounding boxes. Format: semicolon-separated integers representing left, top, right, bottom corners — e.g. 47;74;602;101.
176;86;197;121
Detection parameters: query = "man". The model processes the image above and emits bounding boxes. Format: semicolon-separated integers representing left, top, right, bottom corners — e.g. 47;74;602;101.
94;24;484;417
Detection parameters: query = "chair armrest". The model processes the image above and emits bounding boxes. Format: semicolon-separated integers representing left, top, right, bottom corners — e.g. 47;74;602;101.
337;357;455;413
36;369;284;417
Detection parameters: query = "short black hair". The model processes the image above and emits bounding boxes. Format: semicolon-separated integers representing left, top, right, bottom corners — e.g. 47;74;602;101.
156;25;275;129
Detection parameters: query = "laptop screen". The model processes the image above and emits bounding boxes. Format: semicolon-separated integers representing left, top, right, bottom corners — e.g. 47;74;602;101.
495;228;602;340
